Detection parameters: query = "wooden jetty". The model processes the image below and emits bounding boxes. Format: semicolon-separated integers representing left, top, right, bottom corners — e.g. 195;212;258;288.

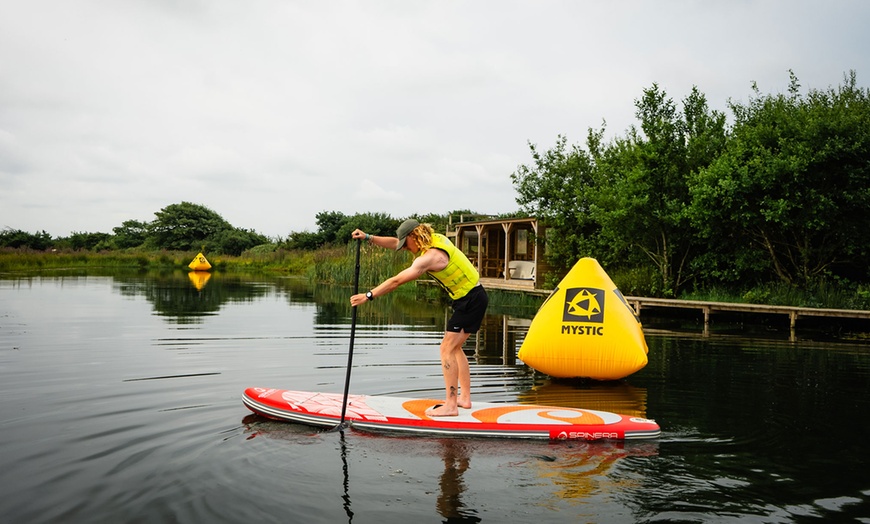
624;296;870;340
475;278;870;341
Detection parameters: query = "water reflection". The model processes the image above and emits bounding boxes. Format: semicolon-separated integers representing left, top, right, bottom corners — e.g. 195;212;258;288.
340;432;354;523
472;315;530;365
536;441;659;504
517;380;649;419
107;271;318;323
111;271;272;322
310;282;452;329
242;414;659;520
435;439;481;523
187;270;211;290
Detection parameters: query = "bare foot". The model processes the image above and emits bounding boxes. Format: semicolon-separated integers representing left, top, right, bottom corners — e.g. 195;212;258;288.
434;399;471;409
425;404;459;417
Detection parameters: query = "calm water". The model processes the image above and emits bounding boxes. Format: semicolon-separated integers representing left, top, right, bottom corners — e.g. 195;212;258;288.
1;271;869;523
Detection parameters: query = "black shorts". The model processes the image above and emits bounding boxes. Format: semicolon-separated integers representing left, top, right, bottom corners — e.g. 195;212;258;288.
446;285;488;334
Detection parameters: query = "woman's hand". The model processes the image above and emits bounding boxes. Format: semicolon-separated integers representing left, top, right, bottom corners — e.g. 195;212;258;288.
350;293;368;307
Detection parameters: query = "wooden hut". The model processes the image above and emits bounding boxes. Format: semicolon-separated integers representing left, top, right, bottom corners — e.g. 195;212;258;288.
448;215;551;293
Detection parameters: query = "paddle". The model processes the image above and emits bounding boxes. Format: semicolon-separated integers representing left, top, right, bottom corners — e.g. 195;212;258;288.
332;238;362;432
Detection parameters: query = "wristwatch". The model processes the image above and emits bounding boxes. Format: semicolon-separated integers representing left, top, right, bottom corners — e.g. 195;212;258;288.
365;291;374;301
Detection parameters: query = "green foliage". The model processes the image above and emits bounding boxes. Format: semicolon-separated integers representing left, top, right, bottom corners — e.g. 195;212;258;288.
687;70;870;286
513;71;869;298
0;228;53;250
133;201;270;255
334;212;401;245
113;220;148;249
592;84;727;296
207;228;269;256
511;85;728;295
608;265;662;297
285;211;395;250
414;212;451;234
146;202;232;251
682;279;870;311
312;211;349;246
511;134;601;271
284;211;454;251
243;243;279;257
285;230;323;250
57;231;112;251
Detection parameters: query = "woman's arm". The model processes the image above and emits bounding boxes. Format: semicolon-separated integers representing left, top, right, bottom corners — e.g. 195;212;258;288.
349;248;448;307
351;228;399;250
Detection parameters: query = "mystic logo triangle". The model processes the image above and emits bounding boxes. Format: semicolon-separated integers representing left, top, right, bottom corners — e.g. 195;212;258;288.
563;288;605;323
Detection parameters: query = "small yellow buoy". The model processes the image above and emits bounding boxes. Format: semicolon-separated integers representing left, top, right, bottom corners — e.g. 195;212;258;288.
517;257;648;380
188;252;212;271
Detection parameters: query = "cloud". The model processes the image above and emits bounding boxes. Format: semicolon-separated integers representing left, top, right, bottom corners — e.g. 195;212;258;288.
353;179;403;202
1;0;868;238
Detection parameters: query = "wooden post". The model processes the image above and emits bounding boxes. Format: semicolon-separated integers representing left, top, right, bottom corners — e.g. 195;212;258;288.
502;315;509;362
703;306;711;337
789;311;798;342
475;224;484;277
502;222;513;280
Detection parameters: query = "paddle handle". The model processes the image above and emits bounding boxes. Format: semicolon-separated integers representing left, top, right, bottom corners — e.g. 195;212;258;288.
337;238;362;427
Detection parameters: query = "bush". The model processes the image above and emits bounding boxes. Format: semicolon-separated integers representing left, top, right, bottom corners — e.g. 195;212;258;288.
0;228;53;250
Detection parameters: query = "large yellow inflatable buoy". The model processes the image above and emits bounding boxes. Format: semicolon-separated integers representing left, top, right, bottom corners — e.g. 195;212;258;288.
188;252;212;271
518;257;648;380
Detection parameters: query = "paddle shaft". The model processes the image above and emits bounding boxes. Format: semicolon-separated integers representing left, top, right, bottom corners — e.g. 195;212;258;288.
337;239;362;428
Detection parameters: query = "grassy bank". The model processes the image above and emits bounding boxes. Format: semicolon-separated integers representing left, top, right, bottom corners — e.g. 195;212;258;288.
679;282;870;311
0;248;314;275
603;265;870;311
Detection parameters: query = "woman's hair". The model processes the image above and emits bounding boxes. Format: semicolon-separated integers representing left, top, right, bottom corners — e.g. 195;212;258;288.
411;223;435;251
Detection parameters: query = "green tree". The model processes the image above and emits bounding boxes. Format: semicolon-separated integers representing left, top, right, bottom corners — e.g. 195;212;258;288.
511;134;600;275
0;228;53;250
688;71;870;285
414;212;447;234
146;202;232;251
285;211;403;250
285;230;322;250
592;85;726;295
209;228;270;256
113;220;149;249
314;211;349;246
335;212;400;244
62;231;111;251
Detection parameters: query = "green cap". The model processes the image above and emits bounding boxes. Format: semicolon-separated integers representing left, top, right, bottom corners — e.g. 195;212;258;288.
395;219;419;251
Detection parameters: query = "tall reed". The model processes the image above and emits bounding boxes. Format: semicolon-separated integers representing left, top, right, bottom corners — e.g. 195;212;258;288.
313;242;410;287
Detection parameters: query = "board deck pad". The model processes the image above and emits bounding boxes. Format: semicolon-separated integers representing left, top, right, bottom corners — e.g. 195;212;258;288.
242;388;660;441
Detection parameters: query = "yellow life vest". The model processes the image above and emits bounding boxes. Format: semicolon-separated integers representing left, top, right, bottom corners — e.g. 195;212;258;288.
424;233;480;299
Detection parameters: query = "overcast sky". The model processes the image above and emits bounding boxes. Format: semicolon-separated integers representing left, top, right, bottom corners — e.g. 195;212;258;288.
1;1;868;239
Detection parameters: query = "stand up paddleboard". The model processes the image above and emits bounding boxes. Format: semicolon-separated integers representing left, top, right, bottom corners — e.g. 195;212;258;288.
242;388;660;441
